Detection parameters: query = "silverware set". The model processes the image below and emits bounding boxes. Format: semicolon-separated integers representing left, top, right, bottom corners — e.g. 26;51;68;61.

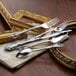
4;17;72;58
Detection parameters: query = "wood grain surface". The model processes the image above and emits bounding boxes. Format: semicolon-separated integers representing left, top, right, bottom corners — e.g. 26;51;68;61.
0;0;76;76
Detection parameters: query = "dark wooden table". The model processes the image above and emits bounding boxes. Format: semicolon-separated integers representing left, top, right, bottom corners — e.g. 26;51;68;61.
0;0;76;76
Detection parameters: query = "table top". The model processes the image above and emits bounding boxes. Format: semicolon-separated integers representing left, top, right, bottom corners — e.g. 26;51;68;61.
0;0;76;76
